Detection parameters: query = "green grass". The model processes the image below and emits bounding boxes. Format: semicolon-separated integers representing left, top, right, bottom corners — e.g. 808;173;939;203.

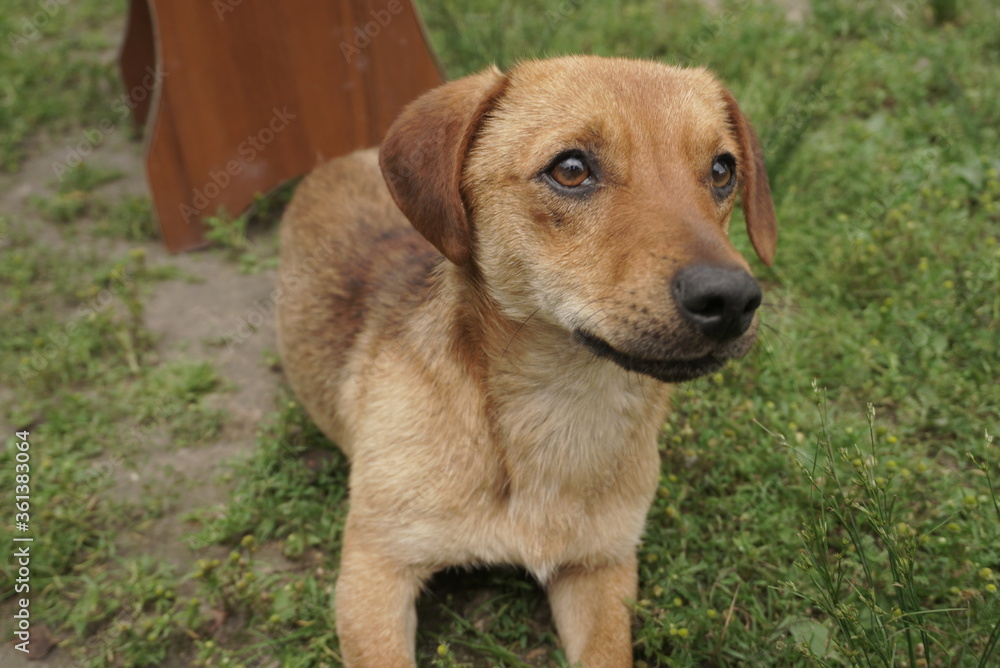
1;0;998;666
0;1;125;171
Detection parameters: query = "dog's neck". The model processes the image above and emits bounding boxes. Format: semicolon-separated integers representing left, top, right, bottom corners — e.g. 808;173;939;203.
441;262;671;499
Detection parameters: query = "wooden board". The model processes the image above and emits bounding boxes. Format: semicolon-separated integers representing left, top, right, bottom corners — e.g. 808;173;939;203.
120;0;443;252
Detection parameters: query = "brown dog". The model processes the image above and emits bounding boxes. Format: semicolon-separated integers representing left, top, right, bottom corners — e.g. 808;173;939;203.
277;56;776;667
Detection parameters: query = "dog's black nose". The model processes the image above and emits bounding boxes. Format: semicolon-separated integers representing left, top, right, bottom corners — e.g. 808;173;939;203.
673;264;762;341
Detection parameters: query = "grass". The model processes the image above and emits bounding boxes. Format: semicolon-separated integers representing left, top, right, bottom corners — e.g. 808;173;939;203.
1;0;998;666
202;182;297;274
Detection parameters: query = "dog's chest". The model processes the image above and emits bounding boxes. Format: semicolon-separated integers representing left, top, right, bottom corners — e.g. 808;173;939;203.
477;359;667;578
494;486;649;582
359;333;670;578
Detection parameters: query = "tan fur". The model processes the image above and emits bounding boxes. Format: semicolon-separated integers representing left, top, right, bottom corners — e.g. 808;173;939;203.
277;56;777;667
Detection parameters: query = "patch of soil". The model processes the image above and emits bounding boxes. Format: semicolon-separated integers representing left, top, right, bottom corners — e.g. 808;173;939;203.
0;125;293;665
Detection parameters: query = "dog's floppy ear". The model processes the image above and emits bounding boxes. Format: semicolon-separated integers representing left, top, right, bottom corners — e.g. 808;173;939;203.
379;67;507;266
723;90;778;267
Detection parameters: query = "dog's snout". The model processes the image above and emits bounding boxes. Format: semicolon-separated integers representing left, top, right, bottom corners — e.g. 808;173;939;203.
673;265;762;341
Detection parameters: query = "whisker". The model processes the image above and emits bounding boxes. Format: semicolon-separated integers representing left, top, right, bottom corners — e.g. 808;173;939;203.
754;326;781;365
571;296;617;330
760;321;784;341
585;311;616;335
502;307;541;357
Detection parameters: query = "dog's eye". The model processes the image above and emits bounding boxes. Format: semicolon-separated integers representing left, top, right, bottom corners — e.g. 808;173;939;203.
711;154;736;194
550;155;591;188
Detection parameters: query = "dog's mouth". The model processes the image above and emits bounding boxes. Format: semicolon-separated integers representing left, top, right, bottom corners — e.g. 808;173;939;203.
573;330;728;383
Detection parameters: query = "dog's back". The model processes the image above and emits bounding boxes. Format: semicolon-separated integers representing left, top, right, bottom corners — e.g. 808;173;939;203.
277;149;438;455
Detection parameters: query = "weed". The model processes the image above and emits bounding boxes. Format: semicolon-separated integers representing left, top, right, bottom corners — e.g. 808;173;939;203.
97;195;159;241
203;209;251;261
202;182;296;272
784;388;999;666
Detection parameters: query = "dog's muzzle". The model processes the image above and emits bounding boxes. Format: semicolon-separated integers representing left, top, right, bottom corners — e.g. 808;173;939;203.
574;264;762;383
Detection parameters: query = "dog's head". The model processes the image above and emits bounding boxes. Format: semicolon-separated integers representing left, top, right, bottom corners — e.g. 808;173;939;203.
380;56;777;383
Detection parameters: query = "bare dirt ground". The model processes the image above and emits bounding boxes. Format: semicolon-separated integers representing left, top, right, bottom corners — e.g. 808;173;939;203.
0;127;293;666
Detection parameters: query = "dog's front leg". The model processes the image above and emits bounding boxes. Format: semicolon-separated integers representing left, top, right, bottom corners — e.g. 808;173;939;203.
547;555;638;667
335;525;427;668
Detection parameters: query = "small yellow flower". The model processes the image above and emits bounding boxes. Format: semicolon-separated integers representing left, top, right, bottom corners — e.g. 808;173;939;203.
673;597;683;607
978;567;994;581
707;609;719;619
987;584;997;593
